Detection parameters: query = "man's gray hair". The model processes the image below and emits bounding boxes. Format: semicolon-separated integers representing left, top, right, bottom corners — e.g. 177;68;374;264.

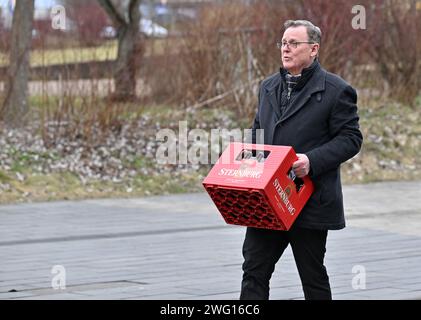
284;20;322;45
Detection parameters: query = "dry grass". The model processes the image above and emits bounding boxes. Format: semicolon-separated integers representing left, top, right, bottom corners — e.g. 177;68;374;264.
0;38;177;67
0;170;205;204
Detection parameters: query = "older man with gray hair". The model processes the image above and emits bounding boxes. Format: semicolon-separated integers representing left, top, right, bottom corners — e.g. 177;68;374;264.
240;19;363;300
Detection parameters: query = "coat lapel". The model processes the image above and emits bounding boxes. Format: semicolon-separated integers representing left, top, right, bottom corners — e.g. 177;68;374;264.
279;68;327;123
264;75;282;120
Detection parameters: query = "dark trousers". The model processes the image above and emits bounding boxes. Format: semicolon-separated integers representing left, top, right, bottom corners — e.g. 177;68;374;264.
240;225;331;300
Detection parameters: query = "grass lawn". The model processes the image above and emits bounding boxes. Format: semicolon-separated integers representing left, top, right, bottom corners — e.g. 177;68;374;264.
0;41;117;67
0;169;207;204
0;38;177;67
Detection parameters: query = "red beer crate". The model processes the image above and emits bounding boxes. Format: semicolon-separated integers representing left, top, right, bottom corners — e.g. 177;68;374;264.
203;142;314;230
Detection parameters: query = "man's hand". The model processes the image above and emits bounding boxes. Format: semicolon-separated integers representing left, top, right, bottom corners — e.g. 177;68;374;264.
292;154;310;178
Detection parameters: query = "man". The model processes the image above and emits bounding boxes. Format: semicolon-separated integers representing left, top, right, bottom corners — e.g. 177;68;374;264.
240;20;363;300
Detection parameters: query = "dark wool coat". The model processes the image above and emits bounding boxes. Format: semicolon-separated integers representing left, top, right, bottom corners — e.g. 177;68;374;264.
251;61;363;230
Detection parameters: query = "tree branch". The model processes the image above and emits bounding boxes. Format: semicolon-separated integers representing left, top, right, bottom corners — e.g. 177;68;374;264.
128;0;142;24
98;0;127;28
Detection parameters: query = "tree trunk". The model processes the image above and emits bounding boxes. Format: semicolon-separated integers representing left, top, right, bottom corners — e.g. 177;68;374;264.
114;6;142;101
98;0;142;101
1;0;35;127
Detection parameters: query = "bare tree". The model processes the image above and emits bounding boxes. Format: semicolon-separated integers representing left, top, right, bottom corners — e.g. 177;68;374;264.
1;0;35;126
98;0;142;101
363;0;420;105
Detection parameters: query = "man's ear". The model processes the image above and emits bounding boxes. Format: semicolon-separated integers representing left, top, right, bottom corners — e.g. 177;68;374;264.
311;44;320;58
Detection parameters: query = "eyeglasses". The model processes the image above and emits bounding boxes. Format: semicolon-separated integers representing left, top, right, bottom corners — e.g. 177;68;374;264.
276;41;315;49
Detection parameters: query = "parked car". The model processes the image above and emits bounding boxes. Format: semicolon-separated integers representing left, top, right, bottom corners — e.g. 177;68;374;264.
140;18;168;38
100;26;117;39
100;18;168;39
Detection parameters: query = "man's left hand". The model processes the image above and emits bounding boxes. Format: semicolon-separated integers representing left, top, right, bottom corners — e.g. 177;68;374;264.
292;154;310;178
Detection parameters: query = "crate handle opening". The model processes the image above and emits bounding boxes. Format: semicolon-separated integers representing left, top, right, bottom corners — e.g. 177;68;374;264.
287;168;304;193
236;149;271;163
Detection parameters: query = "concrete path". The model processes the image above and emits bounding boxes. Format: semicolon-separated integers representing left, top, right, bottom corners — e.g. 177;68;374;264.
0;180;420;300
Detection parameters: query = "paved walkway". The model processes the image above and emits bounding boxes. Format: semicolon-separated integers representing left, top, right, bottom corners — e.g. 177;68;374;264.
0;180;420;300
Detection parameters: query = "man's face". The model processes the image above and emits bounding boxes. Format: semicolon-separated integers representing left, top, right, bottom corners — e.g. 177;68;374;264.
281;26;319;75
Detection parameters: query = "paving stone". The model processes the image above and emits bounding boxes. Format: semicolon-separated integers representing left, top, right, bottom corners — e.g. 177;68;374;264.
0;181;420;300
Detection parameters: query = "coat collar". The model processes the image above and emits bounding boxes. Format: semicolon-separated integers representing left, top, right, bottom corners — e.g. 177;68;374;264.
263;63;326;123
